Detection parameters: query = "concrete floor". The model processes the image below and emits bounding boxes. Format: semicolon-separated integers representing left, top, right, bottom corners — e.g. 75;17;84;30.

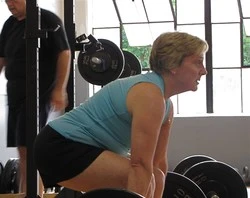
0;194;56;198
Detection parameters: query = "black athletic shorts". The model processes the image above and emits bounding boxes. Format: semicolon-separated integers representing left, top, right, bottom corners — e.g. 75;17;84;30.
33;125;105;188
7;102;49;147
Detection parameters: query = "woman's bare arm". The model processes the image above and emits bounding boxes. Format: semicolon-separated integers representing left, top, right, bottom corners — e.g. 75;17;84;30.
126;83;166;197
152;100;174;198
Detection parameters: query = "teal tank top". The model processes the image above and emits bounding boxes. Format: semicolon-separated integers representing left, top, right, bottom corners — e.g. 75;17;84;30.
49;72;171;156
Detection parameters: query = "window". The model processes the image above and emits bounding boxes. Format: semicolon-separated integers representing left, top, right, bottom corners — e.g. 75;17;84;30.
89;0;250;115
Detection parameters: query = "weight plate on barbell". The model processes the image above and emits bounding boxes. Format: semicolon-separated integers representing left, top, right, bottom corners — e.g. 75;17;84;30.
163;171;206;198
0;162;4;193
77;39;125;86
184;161;248;198
80;188;144;198
119;50;142;78
173;154;216;175
55;187;83;198
0;162;3;177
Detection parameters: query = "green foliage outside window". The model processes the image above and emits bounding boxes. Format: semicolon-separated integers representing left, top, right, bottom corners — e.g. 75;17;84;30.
243;32;250;66
121;27;151;69
121;0;176;70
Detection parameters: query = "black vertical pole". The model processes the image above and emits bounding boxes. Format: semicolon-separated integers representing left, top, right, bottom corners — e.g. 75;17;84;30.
26;0;39;197
204;0;213;113
64;0;75;112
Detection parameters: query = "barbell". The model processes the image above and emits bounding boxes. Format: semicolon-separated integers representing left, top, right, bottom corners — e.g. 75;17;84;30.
54;155;248;198
81;188;143;198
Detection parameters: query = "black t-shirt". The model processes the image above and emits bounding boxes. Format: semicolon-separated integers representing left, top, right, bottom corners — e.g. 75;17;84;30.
0;9;70;106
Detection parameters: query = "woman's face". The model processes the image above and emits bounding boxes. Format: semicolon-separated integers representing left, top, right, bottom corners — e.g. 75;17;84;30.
172;54;207;92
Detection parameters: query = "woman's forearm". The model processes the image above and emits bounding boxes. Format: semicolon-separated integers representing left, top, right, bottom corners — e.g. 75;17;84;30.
151;167;166;198
127;165;153;197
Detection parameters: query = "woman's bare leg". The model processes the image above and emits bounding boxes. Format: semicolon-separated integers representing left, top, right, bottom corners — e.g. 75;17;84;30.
58;151;131;192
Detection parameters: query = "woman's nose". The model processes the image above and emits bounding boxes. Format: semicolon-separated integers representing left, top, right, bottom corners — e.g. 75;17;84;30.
201;65;208;76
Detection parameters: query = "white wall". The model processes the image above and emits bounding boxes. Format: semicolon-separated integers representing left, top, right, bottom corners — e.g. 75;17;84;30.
167;116;250;174
0;1;10;32
37;0;63;17
74;0;90;106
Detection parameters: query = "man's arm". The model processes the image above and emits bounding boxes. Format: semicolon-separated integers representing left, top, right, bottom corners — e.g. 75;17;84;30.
50;49;71;110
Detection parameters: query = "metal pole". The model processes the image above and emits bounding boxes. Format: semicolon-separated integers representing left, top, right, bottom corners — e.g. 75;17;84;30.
64;0;75;112
25;0;44;197
204;0;213;113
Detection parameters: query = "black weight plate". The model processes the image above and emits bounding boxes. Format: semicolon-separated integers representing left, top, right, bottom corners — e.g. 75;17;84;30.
173;155;215;175
0;162;3;176
119;50;142;78
81;188;144;198
184;161;248;198
0;158;20;193
78;39;124;86
163;171;206;198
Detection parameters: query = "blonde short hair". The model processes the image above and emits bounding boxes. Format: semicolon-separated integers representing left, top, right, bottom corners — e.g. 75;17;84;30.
149;32;209;74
